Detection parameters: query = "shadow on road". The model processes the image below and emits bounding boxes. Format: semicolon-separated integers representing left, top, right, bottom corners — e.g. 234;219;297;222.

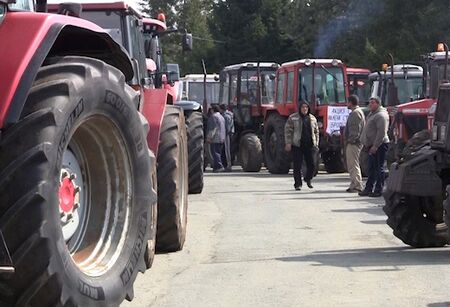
276;246;450;270
332;206;385;216
360;219;386;225
428;303;450;307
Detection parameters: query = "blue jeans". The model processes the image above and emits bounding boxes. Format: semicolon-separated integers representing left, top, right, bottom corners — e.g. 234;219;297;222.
211;143;224;170
364;143;388;193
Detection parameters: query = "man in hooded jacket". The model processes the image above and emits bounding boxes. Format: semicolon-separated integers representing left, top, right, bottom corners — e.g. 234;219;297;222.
285;102;319;190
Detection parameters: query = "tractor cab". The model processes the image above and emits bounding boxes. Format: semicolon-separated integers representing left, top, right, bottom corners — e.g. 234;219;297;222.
219;62;278;129
369;64;424;107
388;44;450;163
179;74;220;106
347;67;371;104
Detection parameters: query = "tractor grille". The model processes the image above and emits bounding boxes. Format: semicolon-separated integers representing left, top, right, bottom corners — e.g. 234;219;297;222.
402;115;428;138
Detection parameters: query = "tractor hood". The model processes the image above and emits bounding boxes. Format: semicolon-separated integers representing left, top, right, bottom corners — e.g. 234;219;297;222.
394;98;435;115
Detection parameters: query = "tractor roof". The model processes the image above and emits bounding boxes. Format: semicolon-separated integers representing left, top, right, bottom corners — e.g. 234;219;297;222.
222;62;279;72
181;74;219;82
427;51;449;61
281;59;343;67
369;64;423;80
47;2;142;18
347;67;371;75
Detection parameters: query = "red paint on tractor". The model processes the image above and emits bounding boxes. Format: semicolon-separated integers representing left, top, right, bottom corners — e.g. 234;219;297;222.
140;88;169;155
59;177;76;213
0;12;105;129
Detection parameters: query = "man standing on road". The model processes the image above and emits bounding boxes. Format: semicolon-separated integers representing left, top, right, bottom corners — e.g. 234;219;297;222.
285;102;319;190
359;96;389;197
220;104;234;172
344;95;365;193
207;105;226;172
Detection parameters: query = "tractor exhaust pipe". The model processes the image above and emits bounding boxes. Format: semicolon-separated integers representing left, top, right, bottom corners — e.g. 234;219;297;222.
442;43;449;84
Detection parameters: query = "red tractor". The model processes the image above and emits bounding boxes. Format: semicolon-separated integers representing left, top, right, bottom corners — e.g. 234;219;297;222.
347;67;371;104
265;59;349;174
387;46;450;163
0;1;191;305
219;62;278;172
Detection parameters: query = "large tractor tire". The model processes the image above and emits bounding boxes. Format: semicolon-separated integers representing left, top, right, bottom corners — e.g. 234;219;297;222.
185;111;204;194
156;106;189;253
239;133;263;172
0;56;156;306
322;150;345;173
264;114;291;174
383;190;449;247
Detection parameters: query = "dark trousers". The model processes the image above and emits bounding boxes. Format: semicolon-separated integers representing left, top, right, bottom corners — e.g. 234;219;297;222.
292;145;314;187
211;143;224;170
364;143;388;193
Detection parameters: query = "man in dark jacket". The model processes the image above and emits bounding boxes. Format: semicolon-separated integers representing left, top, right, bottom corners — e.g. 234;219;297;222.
206;105;226;172
359;96;389;197
344;95;365;193
284;102;319;190
219;104;234;172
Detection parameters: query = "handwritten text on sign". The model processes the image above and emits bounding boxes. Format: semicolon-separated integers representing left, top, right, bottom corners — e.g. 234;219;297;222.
326;106;351;135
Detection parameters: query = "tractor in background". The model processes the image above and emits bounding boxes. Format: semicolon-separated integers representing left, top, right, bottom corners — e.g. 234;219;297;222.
387;45;450;165
141;17;204;194
347;67;371;104
0;1;192;305
266;59;349;174
383;43;450;248
219;62;278;172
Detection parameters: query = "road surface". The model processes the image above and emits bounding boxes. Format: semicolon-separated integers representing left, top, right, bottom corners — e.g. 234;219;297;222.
124;169;450;307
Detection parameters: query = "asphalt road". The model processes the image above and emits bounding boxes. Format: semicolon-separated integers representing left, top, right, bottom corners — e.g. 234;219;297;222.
123;169;450;307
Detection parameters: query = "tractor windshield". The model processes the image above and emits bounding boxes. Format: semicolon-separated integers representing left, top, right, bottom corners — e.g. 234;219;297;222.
386;77;423;104
299;66;346;105
239;70;276;105
186;82;220;105
9;0;34;11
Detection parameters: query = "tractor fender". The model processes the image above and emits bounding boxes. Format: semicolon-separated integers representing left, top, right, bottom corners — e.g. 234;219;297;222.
141;88;174;155
174;100;202;112
387;146;442;197
0;12;133;129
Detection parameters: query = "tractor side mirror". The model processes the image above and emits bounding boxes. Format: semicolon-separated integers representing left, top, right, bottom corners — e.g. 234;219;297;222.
214;76;220;82
182;33;193;51
166;63;180;83
269;74;276;81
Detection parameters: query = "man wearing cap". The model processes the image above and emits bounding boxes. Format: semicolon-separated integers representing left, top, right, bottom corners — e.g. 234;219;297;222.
285;102;319;190
344;94;365;193
359;96;389;197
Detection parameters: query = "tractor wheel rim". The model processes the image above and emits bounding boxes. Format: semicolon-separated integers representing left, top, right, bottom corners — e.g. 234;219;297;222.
61;115;132;277
179;136;187;225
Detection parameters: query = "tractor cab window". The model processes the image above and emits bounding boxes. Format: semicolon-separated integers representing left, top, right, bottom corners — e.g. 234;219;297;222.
349;77;370;103
219;73;230;105
287;72;295;103
299;66;346;105
81;11;123;46
276;73;286;103
9;0;34;11
386;77;423;104
240;70;276;105
187;82;220;105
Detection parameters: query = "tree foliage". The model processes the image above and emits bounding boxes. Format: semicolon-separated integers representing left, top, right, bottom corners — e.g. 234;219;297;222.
140;0;450;74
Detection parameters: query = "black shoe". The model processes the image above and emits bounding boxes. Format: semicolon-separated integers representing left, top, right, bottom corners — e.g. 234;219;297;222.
358;190;371;196
369;192;382;197
306;181;313;189
294;185;301;191
213;168;225;173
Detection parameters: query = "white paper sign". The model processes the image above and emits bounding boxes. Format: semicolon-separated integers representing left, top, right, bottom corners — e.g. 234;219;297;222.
326;106;351;135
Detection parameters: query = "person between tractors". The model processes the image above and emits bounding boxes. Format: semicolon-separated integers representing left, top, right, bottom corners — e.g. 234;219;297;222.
344;94;365;193
359;96;389;197
206;105;226;172
284;102;319;190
